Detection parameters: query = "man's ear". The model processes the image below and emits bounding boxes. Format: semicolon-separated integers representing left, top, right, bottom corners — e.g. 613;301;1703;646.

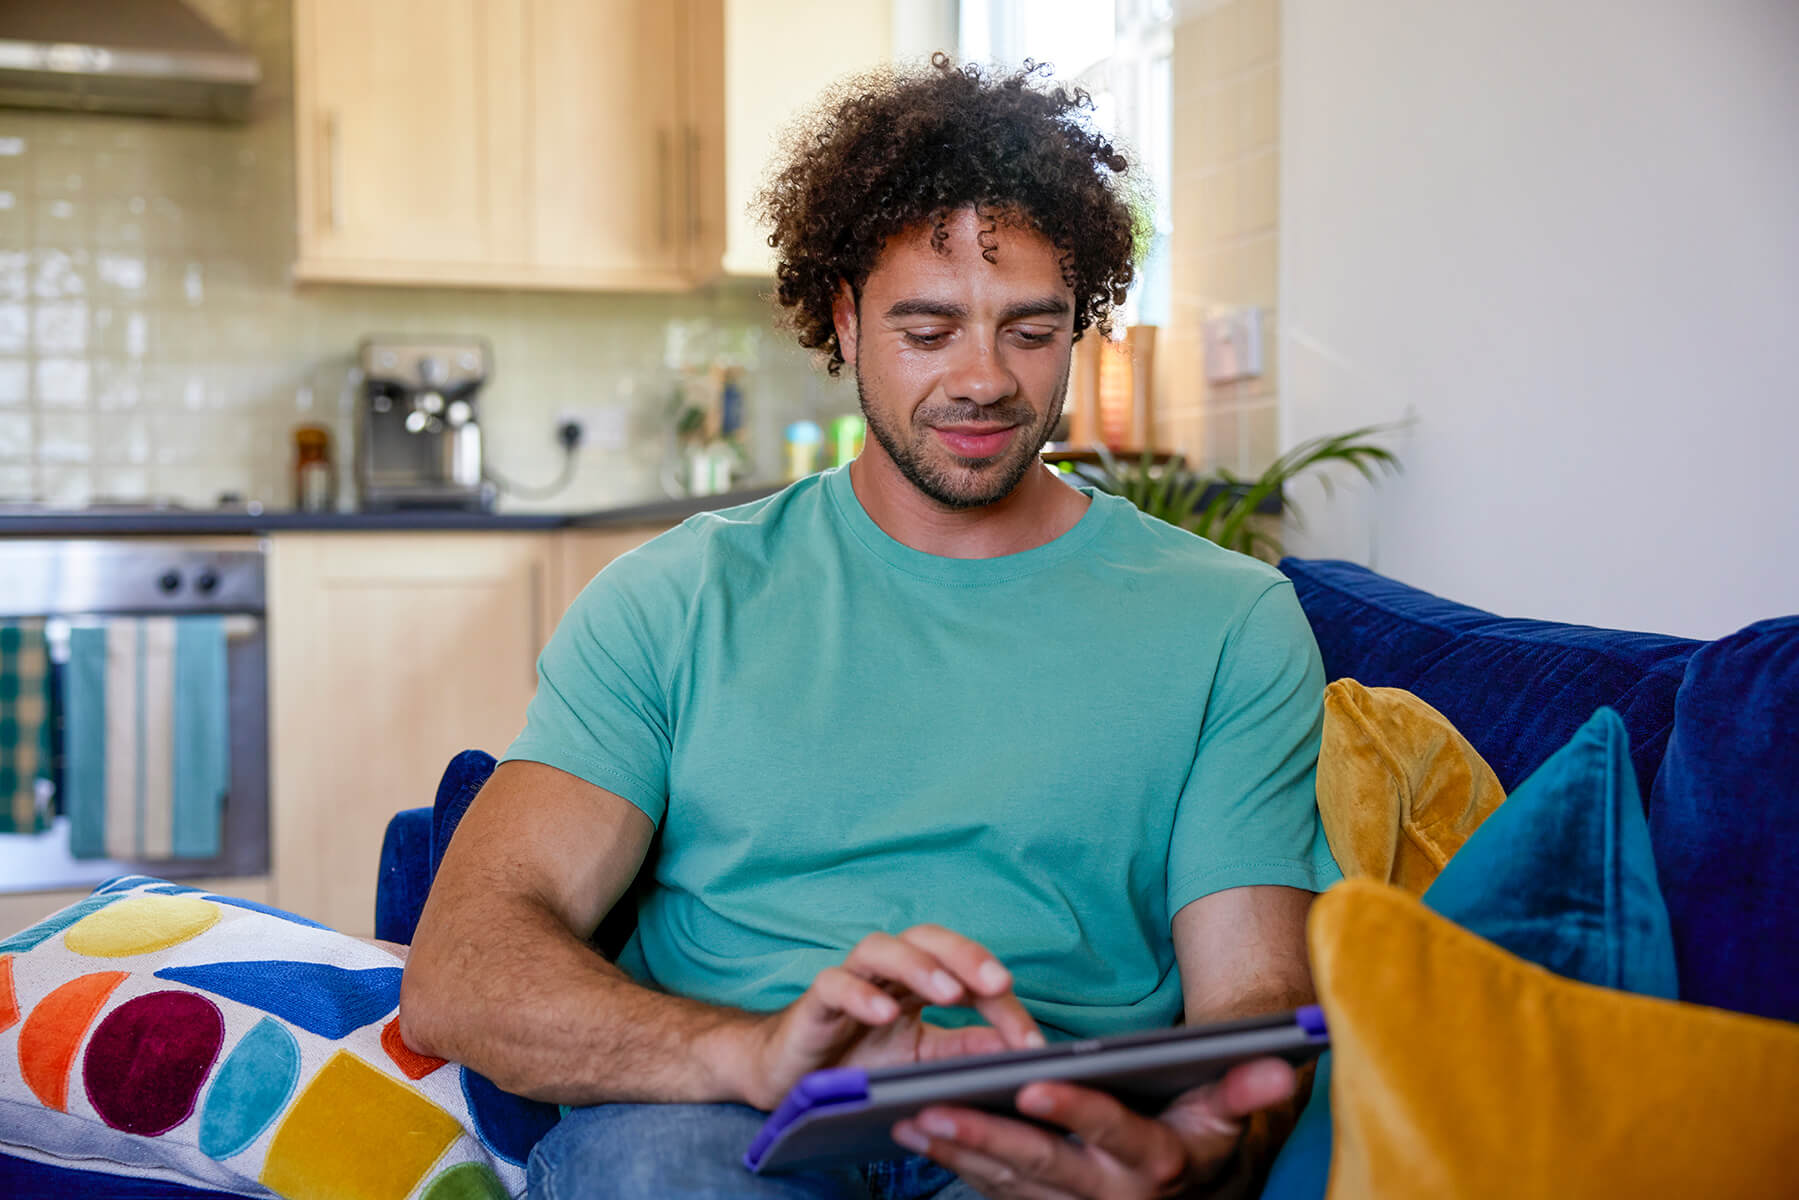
831;280;860;369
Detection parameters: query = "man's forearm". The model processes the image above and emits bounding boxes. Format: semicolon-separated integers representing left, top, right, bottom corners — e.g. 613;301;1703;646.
399;893;762;1106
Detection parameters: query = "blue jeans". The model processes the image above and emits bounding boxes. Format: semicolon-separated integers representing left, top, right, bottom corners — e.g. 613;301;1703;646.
527;1102;982;1199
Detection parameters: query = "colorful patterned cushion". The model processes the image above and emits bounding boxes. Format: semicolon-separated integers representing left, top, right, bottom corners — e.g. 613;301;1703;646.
0;877;547;1198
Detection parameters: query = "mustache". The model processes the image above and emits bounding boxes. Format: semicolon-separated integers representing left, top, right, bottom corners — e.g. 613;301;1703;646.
912;403;1037;427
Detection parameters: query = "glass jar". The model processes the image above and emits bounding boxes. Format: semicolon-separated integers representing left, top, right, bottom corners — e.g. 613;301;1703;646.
293;425;335;512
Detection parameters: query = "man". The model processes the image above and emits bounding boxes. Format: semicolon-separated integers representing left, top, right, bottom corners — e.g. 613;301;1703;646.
401;56;1338;1199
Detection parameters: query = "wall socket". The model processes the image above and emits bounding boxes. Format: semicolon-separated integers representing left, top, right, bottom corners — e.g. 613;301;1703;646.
1202;307;1264;384
556;406;629;452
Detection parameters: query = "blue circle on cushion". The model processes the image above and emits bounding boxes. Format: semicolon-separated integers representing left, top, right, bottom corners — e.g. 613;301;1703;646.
199;1017;301;1160
460;1065;560;1166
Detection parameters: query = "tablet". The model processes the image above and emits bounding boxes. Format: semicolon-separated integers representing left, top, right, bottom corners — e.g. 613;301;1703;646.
744;1005;1328;1174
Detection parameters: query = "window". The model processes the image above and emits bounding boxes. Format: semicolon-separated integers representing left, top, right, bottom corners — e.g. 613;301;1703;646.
958;0;1174;327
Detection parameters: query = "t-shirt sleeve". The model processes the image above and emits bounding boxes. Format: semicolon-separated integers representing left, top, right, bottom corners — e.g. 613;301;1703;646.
498;533;693;826
1166;579;1341;914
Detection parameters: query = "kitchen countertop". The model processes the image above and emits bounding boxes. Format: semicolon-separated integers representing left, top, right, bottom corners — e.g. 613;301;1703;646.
0;483;788;537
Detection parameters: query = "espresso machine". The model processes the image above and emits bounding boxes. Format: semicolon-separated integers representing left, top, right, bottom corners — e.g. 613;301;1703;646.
356;336;494;511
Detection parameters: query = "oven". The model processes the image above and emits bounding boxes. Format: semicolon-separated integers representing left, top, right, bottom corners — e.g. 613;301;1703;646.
0;540;269;892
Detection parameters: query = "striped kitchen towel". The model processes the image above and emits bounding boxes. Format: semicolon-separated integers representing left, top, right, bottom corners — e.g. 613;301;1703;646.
0;620;54;833
64;617;230;860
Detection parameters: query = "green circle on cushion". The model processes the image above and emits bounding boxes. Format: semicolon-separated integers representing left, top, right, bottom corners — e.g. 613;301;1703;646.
422;1162;508;1200
199;1017;300;1160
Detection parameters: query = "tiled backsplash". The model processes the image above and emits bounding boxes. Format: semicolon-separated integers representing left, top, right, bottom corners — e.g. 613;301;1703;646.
0;0;844;513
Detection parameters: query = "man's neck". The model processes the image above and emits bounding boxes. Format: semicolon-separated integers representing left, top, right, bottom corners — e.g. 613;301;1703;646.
846;455;1091;560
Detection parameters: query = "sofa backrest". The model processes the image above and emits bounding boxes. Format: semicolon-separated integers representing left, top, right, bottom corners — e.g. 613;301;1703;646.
1282;558;1799;1024
1278;558;1700;799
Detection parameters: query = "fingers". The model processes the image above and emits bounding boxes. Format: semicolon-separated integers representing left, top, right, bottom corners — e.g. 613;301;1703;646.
1216;1057;1298;1118
845;931;976;1009
895;925;1046;1049
803;964;903;1027
1014;1083;1189;1185
1157;1057;1300;1179
841;927;1045;1050
894;1108;1092;1200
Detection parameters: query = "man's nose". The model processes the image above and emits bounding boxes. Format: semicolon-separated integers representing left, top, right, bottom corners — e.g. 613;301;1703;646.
943;337;1018;407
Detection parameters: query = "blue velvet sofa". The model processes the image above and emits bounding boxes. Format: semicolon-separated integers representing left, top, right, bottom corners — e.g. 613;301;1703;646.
379;557;1799;1028
7;558;1793;1197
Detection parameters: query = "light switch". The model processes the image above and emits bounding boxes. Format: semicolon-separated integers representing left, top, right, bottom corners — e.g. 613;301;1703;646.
1202;307;1263;384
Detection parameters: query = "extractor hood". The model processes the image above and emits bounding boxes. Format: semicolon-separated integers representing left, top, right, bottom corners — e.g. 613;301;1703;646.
0;0;260;122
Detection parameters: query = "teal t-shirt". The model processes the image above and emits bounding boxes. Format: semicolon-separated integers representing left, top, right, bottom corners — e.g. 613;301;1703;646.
503;466;1339;1039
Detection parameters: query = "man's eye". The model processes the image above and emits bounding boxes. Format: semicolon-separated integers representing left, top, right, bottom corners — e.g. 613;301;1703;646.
1011;329;1056;346
904;331;949;347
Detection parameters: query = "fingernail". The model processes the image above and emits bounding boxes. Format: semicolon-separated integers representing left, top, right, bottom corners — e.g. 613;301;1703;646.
1018;1088;1052;1116
892;1122;929;1153
1024;1030;1046;1048
977;960;1010;991
930;969;961;1001
918;1112;957;1139
873;995;899;1020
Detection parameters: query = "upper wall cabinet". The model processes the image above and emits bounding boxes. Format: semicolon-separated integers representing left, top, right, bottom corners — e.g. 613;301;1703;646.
293;0;723;291
722;0;893;276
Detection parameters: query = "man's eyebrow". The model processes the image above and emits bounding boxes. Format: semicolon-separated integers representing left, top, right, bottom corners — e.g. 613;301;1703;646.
999;296;1073;322
880;296;1073;322
883;298;968;320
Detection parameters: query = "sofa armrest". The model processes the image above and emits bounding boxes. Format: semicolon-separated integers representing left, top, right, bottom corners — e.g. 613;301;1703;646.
375;806;432;944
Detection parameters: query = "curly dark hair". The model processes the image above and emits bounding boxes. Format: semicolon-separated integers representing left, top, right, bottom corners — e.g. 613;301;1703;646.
756;53;1142;376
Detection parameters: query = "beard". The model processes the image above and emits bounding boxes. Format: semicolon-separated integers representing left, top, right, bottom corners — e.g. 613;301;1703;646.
856;364;1069;511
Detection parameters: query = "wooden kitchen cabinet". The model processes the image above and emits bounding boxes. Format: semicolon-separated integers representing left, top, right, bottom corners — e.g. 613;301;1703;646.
555;525;670;614
723;0;892;275
267;533;561;933
293;0;723;290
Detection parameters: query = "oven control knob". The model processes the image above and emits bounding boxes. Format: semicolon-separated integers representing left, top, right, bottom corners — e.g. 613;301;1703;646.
158;570;182;594
195;569;220;595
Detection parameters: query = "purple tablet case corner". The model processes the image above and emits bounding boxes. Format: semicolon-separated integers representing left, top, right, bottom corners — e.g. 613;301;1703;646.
742;1066;870;1171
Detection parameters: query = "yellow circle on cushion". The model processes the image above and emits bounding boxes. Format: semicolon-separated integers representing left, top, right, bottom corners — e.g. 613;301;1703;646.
65;896;220;958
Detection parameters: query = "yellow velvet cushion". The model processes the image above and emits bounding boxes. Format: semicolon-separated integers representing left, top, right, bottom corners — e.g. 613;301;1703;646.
1310;879;1799;1199
1316;680;1506;894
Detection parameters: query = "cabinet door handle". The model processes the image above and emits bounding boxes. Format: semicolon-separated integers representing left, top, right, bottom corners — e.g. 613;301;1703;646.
322;110;341;232
656;128;672;250
685;125;701;246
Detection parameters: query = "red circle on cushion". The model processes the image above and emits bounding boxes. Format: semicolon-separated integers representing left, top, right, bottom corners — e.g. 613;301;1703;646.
83;990;225;1135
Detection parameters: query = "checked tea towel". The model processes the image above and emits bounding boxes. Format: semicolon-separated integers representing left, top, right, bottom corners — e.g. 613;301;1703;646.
0;619;53;833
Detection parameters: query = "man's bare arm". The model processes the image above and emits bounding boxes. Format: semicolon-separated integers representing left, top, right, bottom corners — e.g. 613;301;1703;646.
1171;884;1320;1197
1171;884;1317;1023
398;760;1041;1109
397;760;760;1105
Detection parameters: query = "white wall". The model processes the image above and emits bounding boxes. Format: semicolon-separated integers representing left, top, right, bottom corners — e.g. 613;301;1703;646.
1279;0;1799;639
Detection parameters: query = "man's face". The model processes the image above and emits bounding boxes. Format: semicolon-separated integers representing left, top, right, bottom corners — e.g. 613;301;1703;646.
834;208;1076;511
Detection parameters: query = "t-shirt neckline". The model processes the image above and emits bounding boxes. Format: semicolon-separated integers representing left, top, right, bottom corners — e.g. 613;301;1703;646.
823;464;1115;584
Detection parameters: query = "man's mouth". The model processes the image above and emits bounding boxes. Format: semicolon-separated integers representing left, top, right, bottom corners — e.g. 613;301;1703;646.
932;424;1018;459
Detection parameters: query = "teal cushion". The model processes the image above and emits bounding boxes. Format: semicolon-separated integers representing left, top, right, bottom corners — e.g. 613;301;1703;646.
1261;707;1678;1199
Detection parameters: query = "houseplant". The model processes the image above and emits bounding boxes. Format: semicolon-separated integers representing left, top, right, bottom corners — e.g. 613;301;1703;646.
1063;426;1401;562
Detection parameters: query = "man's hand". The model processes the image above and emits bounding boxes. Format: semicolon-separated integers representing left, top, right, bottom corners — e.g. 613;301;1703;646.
735;924;1045;1111
890;1057;1298;1199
